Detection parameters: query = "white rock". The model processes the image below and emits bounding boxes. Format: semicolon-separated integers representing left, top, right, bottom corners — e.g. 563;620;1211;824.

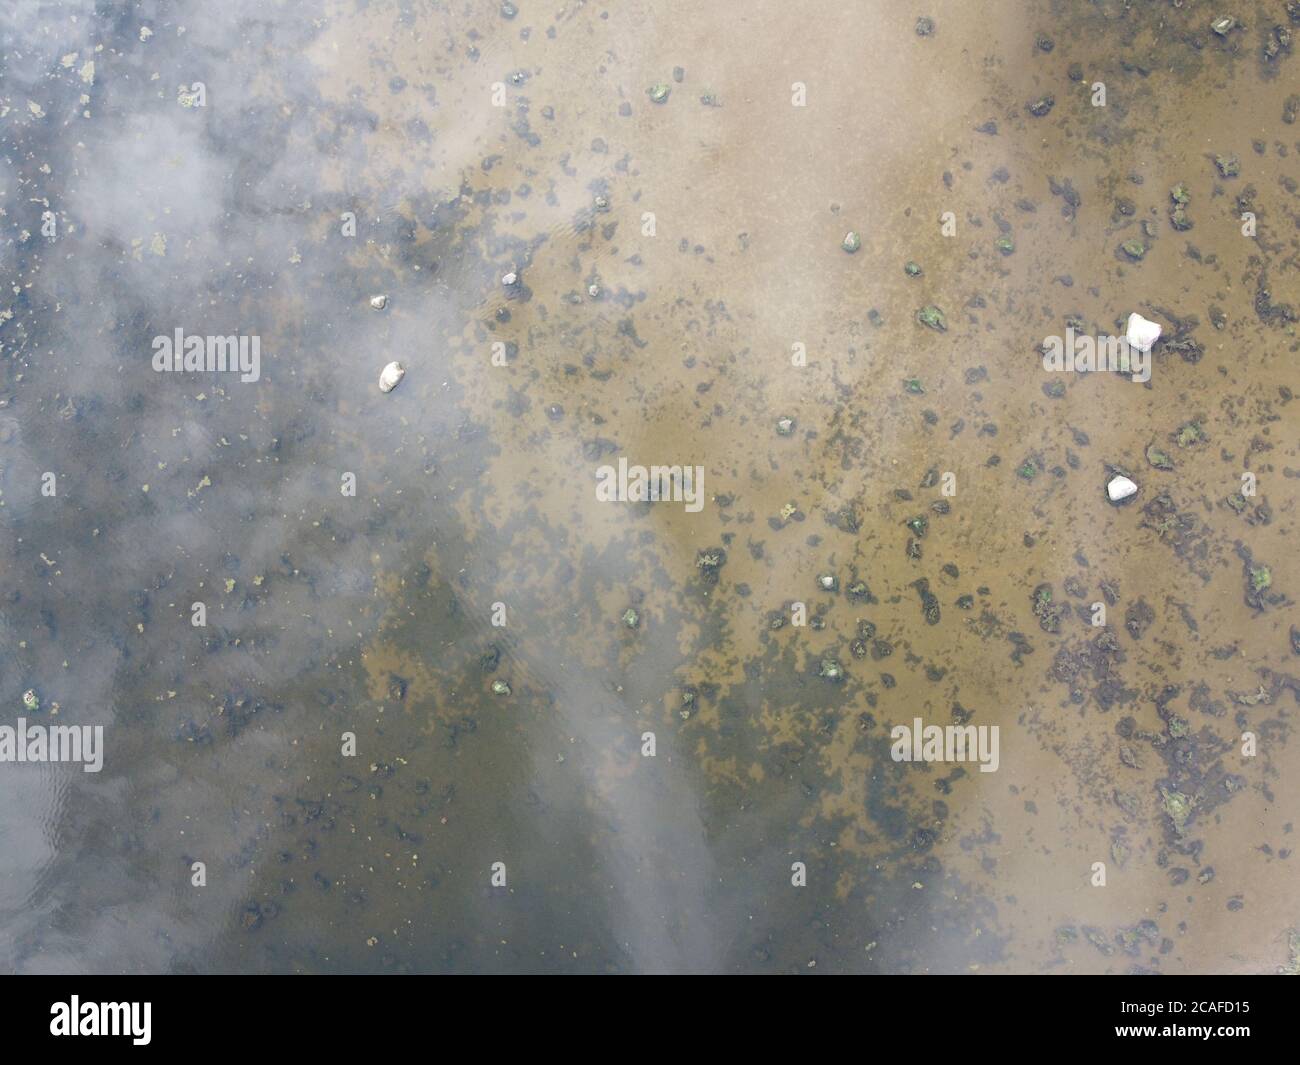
1107;475;1138;502
501;271;518;287
370;294;387;310
1125;312;1161;353
378;361;405;393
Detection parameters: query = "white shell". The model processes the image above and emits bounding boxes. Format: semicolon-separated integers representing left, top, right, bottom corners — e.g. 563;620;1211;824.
370;294;388;310
1107;475;1138;502
378;361;405;393
1125;312;1161;353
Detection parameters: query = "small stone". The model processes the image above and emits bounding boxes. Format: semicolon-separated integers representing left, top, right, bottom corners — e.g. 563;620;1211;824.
378;361;406;393
841;231;861;254
1107;475;1138;503
817;573;837;592
1265;25;1293;62
1125;312;1162;352
369;294;388;310
1210;16;1237;37
501;271;519;287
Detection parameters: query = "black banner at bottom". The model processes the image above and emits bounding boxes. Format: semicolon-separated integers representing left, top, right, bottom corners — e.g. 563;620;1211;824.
0;975;1289;1052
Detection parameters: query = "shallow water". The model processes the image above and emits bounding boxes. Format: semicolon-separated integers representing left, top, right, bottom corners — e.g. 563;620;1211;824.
0;0;1297;973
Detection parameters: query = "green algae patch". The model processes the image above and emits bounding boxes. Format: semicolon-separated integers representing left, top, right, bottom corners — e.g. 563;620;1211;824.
915;305;947;332
1251;565;1271;593
1160;786;1194;834
1281;929;1300;975
1146;443;1174;470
